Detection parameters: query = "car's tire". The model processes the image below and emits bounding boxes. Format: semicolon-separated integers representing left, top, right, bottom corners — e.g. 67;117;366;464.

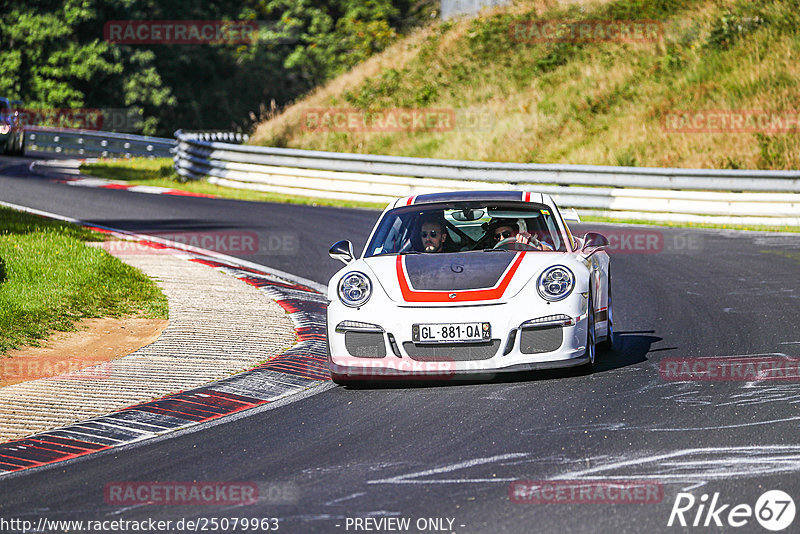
598;270;614;351
581;291;597;372
9;131;22;156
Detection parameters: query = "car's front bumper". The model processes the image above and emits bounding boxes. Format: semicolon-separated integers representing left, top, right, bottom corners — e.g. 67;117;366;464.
327;297;590;379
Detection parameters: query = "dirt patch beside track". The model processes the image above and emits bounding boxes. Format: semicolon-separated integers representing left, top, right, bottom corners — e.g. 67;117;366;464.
0;318;168;387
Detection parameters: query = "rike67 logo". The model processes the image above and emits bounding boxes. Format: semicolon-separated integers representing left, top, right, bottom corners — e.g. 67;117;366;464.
668;490;795;531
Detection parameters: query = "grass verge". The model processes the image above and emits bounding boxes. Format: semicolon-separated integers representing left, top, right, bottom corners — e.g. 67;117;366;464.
0;206;168;354
80;158;387;210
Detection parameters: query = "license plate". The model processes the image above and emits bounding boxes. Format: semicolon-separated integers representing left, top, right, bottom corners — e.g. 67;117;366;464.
412;322;491;343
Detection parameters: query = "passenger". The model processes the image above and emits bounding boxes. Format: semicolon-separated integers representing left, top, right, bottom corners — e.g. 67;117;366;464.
490;219;553;251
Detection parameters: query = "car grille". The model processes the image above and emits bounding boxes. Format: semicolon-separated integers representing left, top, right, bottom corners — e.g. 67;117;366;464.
402;340;501;361
519;326;563;354
345;332;386;358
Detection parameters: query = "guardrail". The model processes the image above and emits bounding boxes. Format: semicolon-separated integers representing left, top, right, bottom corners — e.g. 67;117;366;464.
174;130;800;226
25;126;174;158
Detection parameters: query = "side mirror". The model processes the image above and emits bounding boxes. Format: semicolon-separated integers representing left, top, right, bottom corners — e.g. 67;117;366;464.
581;232;609;253
329;240;354;264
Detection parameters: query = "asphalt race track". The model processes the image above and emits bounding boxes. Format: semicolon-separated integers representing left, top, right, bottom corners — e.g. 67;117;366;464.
1;152;800;533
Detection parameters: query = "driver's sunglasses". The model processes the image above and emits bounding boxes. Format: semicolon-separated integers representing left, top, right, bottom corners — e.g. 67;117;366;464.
421;230;438;238
493;231;513;240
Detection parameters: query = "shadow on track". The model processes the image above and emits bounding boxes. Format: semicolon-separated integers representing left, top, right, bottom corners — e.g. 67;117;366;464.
335;330;663;390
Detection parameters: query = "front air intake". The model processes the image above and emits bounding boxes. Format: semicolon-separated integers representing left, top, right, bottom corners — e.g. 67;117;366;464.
519;326;563;354
345;332;387;358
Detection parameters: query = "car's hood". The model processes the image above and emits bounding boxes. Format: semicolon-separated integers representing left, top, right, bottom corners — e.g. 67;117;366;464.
364;251;571;306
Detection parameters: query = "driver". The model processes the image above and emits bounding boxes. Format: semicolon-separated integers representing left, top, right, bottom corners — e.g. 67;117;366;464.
419;216;448;253
490;219;553;251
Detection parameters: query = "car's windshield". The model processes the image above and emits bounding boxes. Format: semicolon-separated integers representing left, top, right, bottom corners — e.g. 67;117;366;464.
364;202;567;257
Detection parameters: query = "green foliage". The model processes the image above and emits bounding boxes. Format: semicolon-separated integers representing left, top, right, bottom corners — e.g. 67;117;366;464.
0;0;427;136
755;133;794;170
615;147;638;167
263;0;402;90
600;0;702;20
706;12;765;50
719;156;742;170
658;43;687;72
414;84;438;106
703;0;800;51
343;68;403;108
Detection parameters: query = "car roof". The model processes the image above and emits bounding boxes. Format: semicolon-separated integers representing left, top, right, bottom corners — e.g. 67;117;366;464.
388;190;551;209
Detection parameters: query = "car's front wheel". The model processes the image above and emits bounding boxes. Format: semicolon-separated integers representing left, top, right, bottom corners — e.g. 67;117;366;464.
598;270;614;351
581;291;597;372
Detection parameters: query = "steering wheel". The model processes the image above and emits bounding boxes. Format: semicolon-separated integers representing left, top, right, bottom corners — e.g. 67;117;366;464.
492;237;539;251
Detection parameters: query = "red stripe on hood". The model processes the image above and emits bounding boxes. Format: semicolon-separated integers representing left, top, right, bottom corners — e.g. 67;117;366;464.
396;253;525;302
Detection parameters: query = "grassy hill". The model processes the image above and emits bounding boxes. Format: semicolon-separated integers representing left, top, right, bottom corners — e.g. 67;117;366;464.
251;0;799;170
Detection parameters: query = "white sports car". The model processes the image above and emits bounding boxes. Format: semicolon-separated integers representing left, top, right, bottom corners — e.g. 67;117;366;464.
326;191;612;383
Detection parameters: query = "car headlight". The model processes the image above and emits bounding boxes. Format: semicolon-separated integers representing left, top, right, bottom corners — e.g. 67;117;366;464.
338;271;372;307
537;265;575;301
0;124;9;135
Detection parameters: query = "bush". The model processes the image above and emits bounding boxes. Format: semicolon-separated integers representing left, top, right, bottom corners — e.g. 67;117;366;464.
706;12;764;50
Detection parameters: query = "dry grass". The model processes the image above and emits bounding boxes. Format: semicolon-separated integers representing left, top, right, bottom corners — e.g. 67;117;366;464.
251;23;445;147
250;0;800;169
